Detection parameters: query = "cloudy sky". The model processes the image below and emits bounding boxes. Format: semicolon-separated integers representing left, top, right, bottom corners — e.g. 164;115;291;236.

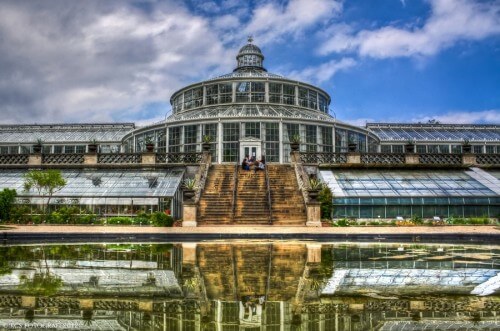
0;0;499;126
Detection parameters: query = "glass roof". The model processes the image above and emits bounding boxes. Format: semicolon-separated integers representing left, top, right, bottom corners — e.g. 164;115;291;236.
320;169;498;198
0;123;135;144
0;168;184;199
323;268;498;294
166;104;337;123
367;124;500;142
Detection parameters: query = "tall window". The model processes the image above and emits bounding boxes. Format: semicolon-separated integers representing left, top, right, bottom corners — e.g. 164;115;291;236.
319;95;328;112
244;122;260;139
265;123;280;162
168;127;182;152
220;83;232;103
206;84;218;105
184;88;203;109
320;127;333;152
184;125;198;152
305;125;317;152
203;123;218;161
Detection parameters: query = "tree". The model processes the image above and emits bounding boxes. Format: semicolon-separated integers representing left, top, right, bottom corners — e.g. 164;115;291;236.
318;185;333;219
23;170;66;221
0;188;17;222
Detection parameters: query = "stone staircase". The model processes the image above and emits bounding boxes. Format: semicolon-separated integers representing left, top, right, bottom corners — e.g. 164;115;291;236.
233;168;270;224
268;165;307;225
197;164;307;226
198;164;236;225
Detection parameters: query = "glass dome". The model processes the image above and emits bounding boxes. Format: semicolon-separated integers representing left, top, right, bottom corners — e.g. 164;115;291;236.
234;36;266;72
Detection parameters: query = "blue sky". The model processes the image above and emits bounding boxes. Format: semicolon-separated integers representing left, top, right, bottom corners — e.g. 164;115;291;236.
0;0;498;126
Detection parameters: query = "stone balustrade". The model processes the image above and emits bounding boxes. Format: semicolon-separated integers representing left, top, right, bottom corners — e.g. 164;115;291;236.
299;152;498;167
0;152;204;166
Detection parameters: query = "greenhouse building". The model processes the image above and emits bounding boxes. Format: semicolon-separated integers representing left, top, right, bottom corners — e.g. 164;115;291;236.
0;39;498;223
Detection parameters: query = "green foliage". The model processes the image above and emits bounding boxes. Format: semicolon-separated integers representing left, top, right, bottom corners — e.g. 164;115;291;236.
202;135;214;143
318;185;333;219
150;212;174;227
410;215;424;225
23;170;66;221
333;218;352;227
0;188;17;222
19;272;62;296
183;178;197;189
289;134;301;143
106;217;134;225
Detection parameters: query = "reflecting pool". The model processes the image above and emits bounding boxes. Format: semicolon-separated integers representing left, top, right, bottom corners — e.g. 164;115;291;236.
0;242;498;330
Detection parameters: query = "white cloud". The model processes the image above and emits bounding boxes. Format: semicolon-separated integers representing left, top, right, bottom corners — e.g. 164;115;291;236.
319;0;500;58
412;110;500;124
0;0;231;124
288;58;356;84
244;0;343;45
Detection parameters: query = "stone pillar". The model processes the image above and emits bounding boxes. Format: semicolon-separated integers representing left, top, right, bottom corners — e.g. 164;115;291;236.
182;203;197;227
28;154;42;166
306;243;322;263
84;154;98;165
306;203;321;227
346;152;361;164
290;151;300;164
79;299;94;310
182;243;197;264
462;153;476;165
139;300;153;312
21;296;36;308
142;152;156;165
405;154;419;165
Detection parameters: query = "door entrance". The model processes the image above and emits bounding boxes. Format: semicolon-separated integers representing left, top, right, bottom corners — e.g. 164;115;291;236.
239;138;262;163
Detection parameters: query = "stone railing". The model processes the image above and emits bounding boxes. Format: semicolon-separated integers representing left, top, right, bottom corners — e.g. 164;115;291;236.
194;153;211;204
156;152;203;164
300;152;347;164
299;152;497;167
418;153;462;165
361;153;405;164
476;153;500;165
98;153;142;164
0;154;29;165
0;152;205;166
292;151;311;204
42;153;85;164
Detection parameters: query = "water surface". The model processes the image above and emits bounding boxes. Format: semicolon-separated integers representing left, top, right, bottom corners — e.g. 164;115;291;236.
0;242;498;330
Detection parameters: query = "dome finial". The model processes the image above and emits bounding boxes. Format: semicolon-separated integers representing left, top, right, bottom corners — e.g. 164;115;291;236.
247;35;254;43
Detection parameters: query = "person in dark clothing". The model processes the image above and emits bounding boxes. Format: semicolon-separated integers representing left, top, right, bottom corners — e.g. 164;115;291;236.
242;155;250;170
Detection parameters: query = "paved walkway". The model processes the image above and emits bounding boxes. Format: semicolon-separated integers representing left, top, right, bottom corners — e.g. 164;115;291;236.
1;225;498;235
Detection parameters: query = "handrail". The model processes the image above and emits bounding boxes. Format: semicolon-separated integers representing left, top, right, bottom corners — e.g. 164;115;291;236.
231;163;238;223
265;164;273;224
194;153;211;204
294;162;311;205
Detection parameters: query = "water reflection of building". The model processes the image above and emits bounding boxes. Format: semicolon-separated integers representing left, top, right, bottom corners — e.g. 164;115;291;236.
0;243;498;330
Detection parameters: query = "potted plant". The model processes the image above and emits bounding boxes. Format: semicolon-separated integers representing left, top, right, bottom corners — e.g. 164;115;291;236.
308;177;323;202
182;178;197;202
405;139;415;153
462;139;472;153
289;134;301;151
347;137;358;152
202;135;213;151
33;138;43;153
88;138;98;154
145;137;154;152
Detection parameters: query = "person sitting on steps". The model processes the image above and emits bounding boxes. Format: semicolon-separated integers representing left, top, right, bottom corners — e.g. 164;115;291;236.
242;155;250;171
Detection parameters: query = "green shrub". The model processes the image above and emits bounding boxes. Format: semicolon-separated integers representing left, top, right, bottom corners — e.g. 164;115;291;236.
151;212;174;227
74;214;97;224
318;186;333;219
106;217;134;225
369;221;380;226
334;218;351;227
410;215;424;225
